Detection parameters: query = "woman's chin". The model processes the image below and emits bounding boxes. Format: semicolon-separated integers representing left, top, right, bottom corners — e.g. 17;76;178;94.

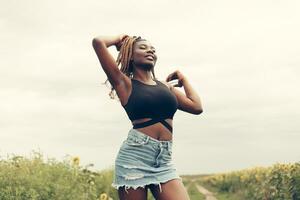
138;62;155;70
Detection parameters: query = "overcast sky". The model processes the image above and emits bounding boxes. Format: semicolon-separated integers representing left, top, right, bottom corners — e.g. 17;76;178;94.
1;0;300;175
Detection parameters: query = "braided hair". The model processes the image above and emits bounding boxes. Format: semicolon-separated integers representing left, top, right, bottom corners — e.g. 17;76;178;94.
103;36;157;100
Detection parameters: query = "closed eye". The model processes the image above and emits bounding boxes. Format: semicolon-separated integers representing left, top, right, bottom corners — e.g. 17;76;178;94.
139;45;156;52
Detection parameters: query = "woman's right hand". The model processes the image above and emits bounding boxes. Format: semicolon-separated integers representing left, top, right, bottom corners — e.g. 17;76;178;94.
115;34;129;51
166;70;186;87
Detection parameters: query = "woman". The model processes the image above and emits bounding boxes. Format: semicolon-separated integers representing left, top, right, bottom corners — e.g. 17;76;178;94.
92;34;203;200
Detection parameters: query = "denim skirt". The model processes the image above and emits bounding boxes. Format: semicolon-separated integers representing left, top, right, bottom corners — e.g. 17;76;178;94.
111;128;182;193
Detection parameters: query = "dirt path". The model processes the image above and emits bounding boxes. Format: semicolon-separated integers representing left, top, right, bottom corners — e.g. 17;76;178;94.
190;179;217;200
195;184;217;200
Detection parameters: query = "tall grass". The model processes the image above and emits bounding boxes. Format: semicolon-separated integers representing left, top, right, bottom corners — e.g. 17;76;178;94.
1;150;209;199
0;150;117;200
200;162;300;200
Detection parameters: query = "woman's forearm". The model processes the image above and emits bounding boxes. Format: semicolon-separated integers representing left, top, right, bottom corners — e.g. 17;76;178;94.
92;35;119;48
181;77;203;111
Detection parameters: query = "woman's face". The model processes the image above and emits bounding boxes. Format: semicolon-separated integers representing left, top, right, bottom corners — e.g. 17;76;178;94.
131;40;157;70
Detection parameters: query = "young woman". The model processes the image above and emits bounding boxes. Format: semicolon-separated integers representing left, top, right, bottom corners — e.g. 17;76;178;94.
92;34;203;200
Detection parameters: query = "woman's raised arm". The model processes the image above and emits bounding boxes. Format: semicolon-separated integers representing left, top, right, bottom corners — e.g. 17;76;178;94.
92;35;128;87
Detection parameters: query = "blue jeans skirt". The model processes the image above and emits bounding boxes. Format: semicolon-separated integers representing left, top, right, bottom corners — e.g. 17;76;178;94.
111;128;182;193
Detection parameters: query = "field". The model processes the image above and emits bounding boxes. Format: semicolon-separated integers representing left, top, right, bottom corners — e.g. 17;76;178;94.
1;150;299;200
182;162;300;200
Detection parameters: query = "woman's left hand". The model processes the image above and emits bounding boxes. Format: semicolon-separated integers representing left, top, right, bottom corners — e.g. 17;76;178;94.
166;70;186;87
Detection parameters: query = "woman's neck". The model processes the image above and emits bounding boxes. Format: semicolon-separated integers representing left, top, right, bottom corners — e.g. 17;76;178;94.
132;68;153;82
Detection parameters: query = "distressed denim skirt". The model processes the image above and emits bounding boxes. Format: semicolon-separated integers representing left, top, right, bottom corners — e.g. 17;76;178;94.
111;128;182;193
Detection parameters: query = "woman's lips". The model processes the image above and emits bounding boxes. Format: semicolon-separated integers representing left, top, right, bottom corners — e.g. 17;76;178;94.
145;55;154;61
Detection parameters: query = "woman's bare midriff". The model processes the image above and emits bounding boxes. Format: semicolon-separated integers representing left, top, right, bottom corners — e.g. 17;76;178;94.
132;118;173;141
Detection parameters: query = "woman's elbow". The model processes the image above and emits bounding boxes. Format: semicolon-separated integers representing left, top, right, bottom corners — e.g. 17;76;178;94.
194;107;203;115
92;38;104;48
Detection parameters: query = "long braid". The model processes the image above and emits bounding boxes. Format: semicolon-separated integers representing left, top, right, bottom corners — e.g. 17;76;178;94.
103;36;156;100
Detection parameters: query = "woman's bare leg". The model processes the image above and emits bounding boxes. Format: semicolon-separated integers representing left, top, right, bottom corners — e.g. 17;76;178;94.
118;186;148;200
148;179;190;200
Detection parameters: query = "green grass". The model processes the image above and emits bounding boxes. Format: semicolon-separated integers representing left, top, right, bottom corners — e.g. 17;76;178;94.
4;151;299;200
181;175;245;200
181;175;208;200
198;181;244;200
186;182;205;200
0;150;206;200
196;163;300;200
0;150;118;200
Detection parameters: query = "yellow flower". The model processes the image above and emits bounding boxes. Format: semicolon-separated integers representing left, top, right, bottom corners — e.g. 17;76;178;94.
72;156;80;166
100;193;108;200
255;174;261;182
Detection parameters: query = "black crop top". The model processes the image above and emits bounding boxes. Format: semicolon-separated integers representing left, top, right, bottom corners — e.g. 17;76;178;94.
122;78;178;133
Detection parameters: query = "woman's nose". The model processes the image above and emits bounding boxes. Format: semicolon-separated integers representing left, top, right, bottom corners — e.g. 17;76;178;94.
147;49;155;54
